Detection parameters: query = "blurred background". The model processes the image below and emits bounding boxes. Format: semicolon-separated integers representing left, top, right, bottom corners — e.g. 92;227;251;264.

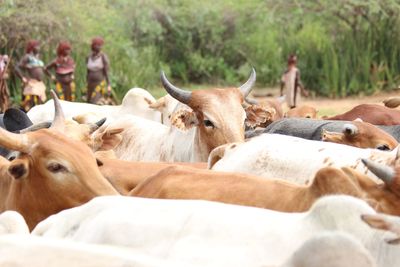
1;0;400;103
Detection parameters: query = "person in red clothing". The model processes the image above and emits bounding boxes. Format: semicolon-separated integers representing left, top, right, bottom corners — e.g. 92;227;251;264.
45;41;76;101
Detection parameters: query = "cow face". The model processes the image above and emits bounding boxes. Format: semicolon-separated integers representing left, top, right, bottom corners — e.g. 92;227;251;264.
284;105;318;119
161;69;269;158
0;91;118;230
322;121;398;150
0;128;118;230
353;158;400;215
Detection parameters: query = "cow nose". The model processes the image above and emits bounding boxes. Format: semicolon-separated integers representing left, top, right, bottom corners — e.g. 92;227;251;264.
9;163;27;179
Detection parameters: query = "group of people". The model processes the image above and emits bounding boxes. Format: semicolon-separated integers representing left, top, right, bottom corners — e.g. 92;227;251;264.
0;41;306;113
0;37;111;112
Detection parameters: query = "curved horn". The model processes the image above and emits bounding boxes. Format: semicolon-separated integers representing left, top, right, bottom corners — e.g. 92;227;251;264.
50;90;66;131
88;118;107;133
361;158;395;185
0;127;30;153
239;68;256;97
343;123;358;136
245;97;259;105
19;121;51;133
160;71;191;105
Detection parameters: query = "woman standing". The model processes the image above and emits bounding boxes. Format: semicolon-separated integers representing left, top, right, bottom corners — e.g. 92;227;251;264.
280;54;307;109
86;37;111;104
45;41;76;101
0;54;10;112
15;40;47;111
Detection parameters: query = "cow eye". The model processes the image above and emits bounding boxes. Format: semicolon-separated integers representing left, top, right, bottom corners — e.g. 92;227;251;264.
203;120;215;128
377;144;390;151
47;163;67;173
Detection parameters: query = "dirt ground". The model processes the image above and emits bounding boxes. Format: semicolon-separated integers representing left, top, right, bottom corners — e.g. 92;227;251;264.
250;88;400;117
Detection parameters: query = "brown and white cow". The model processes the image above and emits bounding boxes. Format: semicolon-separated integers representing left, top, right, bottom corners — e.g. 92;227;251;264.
0;91;118;230
109;69;270;162
321;120;398;150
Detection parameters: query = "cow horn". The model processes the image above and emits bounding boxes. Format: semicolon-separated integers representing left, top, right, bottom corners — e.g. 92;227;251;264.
361;158;395;185
19;121;51;133
160;71;191;105
50;90;66;131
343;123;358;136
245;97;259;105
0;127;31;153
88;118;107;133
394;145;400;160
239;68;256;97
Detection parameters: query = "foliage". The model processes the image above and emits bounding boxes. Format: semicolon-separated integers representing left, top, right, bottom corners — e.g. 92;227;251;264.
1;0;400;101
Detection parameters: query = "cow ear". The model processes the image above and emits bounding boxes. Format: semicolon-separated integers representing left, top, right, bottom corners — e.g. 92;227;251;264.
8;159;29;180
170;109;198;131
92;127;124;151
361;214;394;231
99;128;124;151
343;123;358;136
245;105;275;129
148;97;166;111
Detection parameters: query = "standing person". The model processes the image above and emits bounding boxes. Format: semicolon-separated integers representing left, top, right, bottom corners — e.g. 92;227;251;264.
15;40;47;111
280;54;307;109
86;37;111;104
45;41;76;101
0;54;10;112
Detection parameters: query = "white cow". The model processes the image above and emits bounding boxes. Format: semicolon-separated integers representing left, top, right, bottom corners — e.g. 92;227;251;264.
28;88;161;124
210;133;398;183
107;69;268;162
33;195;399;267
0;234;181;267
0;211;29;235
280;232;376;267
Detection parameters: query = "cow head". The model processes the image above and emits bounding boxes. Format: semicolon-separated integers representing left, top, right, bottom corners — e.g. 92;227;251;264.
321;121;398;150
161;68;268;158
244;105;276;129
0;91;118;230
353;156;400;215
284;105;318;119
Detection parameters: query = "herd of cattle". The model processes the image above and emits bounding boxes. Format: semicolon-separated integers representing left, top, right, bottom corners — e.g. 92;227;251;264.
1;69;400;266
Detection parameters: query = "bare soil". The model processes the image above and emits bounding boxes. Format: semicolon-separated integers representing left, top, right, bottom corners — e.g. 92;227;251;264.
250;88;400;117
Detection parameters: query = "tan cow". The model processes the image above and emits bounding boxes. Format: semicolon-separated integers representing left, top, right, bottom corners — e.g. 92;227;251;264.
0;91;118;230
98;157;206;195
130;165;376;212
284;105;318;119
321;120;398;150
131;157;400;215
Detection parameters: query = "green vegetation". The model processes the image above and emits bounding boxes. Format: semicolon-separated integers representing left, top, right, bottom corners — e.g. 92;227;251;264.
1;0;400;103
